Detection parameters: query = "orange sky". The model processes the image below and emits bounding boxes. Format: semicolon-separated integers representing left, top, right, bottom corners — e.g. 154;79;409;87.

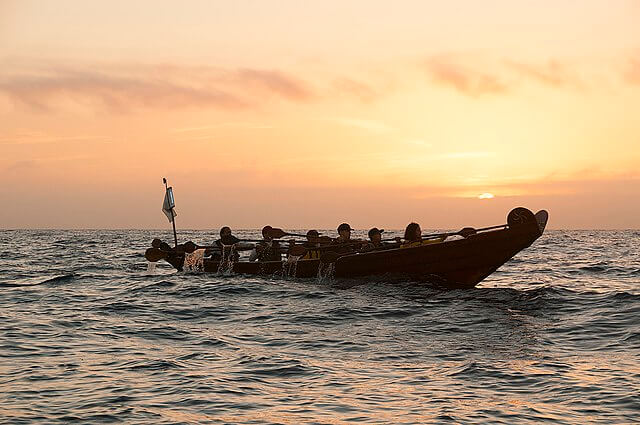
1;0;639;229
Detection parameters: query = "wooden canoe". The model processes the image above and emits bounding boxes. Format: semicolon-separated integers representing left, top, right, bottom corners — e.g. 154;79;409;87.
146;207;548;289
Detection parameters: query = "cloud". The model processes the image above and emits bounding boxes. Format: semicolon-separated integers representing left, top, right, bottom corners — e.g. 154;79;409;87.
0;69;244;112
423;54;585;96
625;57;640;85
0;63;315;112
230;68;313;101
332;77;379;103
505;59;578;88
424;57;509;97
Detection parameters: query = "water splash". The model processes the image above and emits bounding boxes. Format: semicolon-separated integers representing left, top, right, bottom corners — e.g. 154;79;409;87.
283;255;301;278
217;244;237;275
317;261;335;283
183;249;205;273
146;262;156;274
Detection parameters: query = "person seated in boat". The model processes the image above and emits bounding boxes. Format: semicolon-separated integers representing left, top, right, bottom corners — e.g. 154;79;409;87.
401;222;446;248
362;227;385;250
304;230;320;248
249;226;281;262
335;223;353;244
332;223;365;253
152;238;172;252
215;226;241;247
215;226;241;261
401;222;422;247
301;229;321;259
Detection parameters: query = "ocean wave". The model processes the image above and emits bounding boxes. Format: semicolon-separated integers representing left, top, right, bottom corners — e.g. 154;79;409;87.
0;273;76;287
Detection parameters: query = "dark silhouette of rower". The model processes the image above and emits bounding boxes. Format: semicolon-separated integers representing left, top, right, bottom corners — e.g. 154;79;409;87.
216;226;240;247
215;226;241;261
332;222;366;254
300;230;321;259
249;226;281;262
404;222;422;243
400;222;427;248
367;227;384;247
303;230;320;247
335;223;353;243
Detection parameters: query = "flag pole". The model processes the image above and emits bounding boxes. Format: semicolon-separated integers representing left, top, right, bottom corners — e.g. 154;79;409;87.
163;177;178;248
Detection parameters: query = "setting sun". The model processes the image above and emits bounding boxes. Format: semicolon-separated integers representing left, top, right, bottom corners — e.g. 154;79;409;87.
478;193;495;199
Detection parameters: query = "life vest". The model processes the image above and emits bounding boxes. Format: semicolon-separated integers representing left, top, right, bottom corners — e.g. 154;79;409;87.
302;250;321;260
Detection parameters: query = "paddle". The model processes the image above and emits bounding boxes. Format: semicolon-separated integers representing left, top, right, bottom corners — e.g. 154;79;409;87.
409;223;509;242
456;227;477;238
267;227;309;239
190;243;256;251
382;227;478;243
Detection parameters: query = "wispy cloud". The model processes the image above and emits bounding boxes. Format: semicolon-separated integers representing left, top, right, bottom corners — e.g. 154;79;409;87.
332;77;379;103
0;54;631;113
0;69;245;112
424;57;509;97
625;56;640;85
423;54;585;96
227;68;313;101
505;59;578;88
0;62;315;112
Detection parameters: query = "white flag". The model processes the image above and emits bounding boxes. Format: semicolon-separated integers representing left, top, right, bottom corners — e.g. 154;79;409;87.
162;187;177;222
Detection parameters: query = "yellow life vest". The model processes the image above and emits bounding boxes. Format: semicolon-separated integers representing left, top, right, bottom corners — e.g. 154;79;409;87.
302;250;321;260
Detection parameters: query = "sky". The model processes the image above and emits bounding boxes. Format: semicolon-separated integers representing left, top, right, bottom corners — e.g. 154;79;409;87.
1;0;639;229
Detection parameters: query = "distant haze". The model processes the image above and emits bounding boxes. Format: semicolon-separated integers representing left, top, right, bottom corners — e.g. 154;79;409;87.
1;0;639;229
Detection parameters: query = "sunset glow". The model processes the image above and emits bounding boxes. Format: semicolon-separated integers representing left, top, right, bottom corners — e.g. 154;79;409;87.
1;0;639;229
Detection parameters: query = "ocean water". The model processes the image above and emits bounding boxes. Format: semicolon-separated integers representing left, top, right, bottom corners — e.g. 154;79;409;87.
0;229;638;424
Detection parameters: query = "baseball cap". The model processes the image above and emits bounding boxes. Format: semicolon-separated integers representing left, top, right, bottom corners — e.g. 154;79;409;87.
368;227;384;238
337;223;352;232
